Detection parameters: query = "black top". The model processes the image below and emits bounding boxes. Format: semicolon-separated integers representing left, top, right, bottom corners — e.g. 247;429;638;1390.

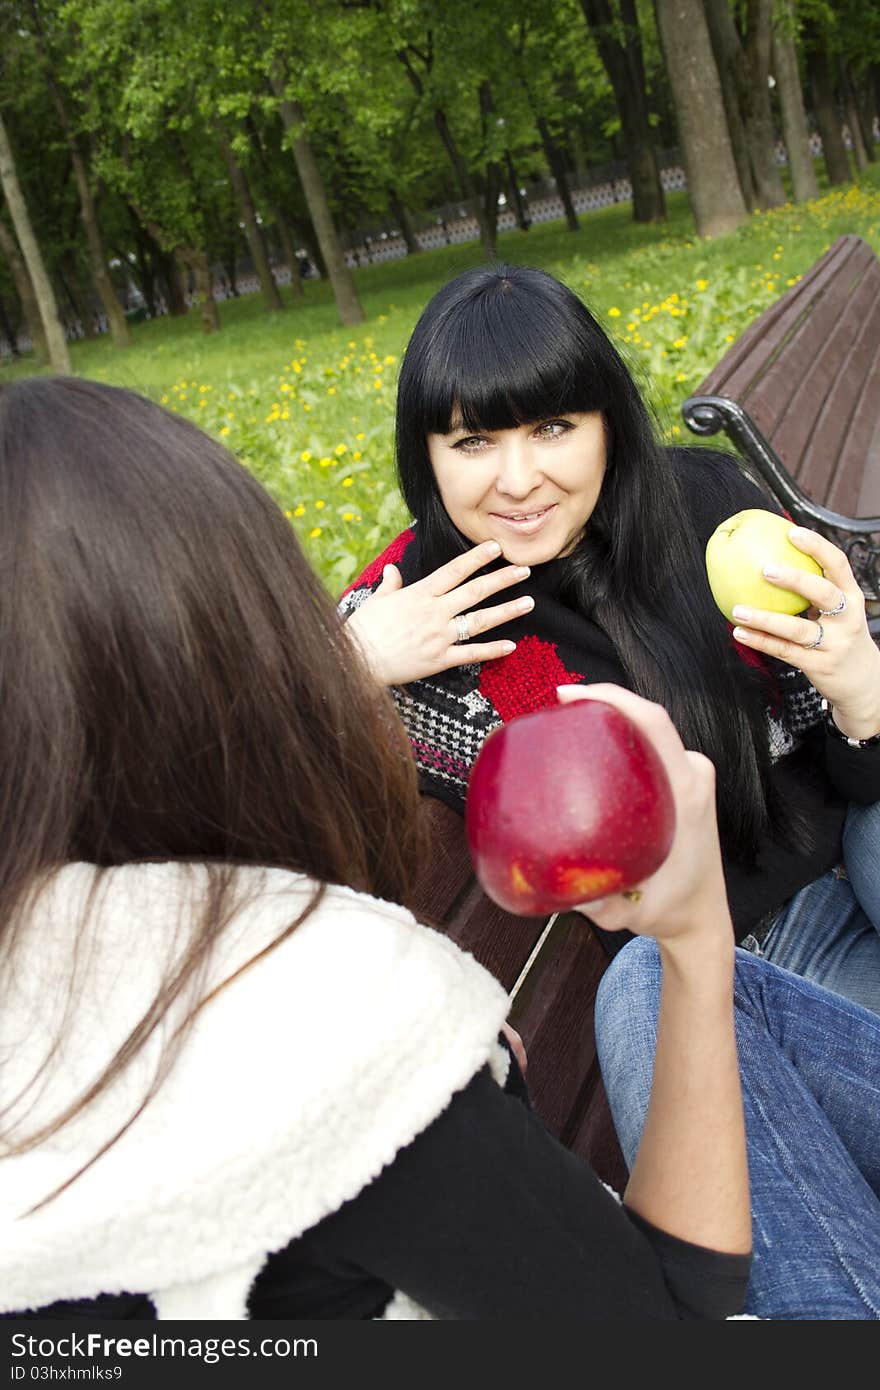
5;1056;750;1321
343;446;880;941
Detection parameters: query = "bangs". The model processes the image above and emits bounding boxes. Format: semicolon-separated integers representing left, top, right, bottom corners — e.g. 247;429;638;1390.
412;281;611;435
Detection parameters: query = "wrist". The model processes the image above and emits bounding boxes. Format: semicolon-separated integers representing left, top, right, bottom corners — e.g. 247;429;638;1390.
821;698;880;746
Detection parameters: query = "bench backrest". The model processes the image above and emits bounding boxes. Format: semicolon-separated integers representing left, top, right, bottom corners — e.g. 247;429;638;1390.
413;795;627;1191
695;234;880;517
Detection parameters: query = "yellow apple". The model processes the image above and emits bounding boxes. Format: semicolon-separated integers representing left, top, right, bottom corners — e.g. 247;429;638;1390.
705;509;823;623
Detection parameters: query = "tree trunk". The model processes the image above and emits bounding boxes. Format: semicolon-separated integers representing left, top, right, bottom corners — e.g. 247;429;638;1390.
504;152;530;231
216;126;283;311
737;0;787;206
66;139;131;346
243;114;303;298
840;63;869;170
0;213;49;361
61;255;98;339
771;1;819;202
387;187;421;254
478;81;503;257
159;248;188;315
653;0;748;237
806;44;851;185
270;71;364;326
178;245;220;333
703;0;757;208
0;112;70;372
581;0;666;222
537;116;580;231
272;210;304;297
854;69;877;160
0;288;20;356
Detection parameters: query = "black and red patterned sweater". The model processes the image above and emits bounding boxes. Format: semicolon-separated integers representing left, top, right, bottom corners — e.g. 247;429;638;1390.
340;449;880;940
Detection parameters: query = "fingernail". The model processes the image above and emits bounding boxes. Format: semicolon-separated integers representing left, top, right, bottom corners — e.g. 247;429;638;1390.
731;605;752;621
732;627;750;642
517;596;535;612
762;565;780;579
501;641;516;653
484;540;502;554
513;565;530;577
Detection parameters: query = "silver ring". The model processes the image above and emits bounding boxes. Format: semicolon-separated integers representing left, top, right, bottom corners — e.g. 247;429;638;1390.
454;614;470;644
818;593;847;618
803;621;824;650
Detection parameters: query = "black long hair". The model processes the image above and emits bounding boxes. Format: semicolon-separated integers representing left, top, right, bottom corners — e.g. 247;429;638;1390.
395;263;788;859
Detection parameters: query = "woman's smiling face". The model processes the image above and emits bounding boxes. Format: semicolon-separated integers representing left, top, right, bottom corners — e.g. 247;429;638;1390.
426;411;607;566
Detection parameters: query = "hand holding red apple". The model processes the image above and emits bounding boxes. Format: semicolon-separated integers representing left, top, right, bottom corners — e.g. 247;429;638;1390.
465;682;733;952
465;694;676;917
553;686;733;950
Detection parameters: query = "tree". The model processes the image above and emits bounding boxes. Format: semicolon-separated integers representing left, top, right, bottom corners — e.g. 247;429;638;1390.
654;0;748;236
27;0;131;347
772;1;819;202
0;214;48;360
0;110;70;371
703;0;785;210
579;0;667;222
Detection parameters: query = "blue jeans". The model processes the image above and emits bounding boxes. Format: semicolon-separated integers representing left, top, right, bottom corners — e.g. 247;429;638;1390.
595;938;880;1320
747;800;880;1015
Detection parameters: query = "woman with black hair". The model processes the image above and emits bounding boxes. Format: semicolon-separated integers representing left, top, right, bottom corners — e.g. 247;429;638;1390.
343;263;880;1014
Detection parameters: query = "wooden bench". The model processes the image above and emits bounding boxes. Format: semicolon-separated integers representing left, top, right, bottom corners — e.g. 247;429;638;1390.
412;795;628;1192
682;233;880;634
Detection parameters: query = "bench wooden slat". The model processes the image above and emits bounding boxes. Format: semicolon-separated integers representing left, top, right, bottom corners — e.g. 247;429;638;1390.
683;234;880;621
765;275;880;508
699;236;871;406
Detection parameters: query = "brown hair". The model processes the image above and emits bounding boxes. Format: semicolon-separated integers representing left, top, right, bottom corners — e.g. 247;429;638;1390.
0;376;423;1168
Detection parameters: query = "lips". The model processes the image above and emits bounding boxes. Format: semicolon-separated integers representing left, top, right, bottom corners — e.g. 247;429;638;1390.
490;503;557;535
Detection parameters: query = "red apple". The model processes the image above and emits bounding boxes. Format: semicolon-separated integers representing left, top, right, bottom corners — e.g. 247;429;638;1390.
465;699;676;916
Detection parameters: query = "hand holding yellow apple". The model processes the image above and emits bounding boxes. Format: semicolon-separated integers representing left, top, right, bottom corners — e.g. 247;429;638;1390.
704;509;823;623
705;511;880;741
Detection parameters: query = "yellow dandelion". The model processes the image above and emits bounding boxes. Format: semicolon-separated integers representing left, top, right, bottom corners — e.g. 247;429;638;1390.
293;362;302;374
303;403;311;411
352;450;362;462
383;354;397;365
219;426;230;436
356;432;365;441
696;279;709;292
608;307;621;318
315;500;325;510
309;528;322;539
320;457;332;468
334;443;348;455
301;450;312;463
294;504;306;517
327;387;336;395
342;477;354;487
160;394;169;404
343;511;354;521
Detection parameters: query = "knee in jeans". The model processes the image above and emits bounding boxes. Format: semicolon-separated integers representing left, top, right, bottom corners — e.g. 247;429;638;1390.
595;936;661;1035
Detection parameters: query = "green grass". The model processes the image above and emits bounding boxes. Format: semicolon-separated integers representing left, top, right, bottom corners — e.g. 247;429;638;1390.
6;165;880;594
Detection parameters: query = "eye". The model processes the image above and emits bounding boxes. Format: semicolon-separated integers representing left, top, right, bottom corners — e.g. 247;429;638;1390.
451;434;491;454
534;419;574;440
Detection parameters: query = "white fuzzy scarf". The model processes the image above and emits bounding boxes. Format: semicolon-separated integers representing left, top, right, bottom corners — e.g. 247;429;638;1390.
0;863;510;1319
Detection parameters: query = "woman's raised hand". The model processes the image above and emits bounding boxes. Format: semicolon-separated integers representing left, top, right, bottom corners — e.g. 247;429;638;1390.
345;540;535;686
556;684;733;954
729;527;880;742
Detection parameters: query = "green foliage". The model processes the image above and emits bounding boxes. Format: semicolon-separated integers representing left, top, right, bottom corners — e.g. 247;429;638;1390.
7;167;879;594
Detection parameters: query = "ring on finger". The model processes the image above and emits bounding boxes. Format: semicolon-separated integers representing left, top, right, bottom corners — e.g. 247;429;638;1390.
818;593;847;618
454;614;470;644
803;621;824;650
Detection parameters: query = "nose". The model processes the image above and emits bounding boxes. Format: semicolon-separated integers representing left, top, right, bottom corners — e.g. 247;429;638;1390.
494;434;542;501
